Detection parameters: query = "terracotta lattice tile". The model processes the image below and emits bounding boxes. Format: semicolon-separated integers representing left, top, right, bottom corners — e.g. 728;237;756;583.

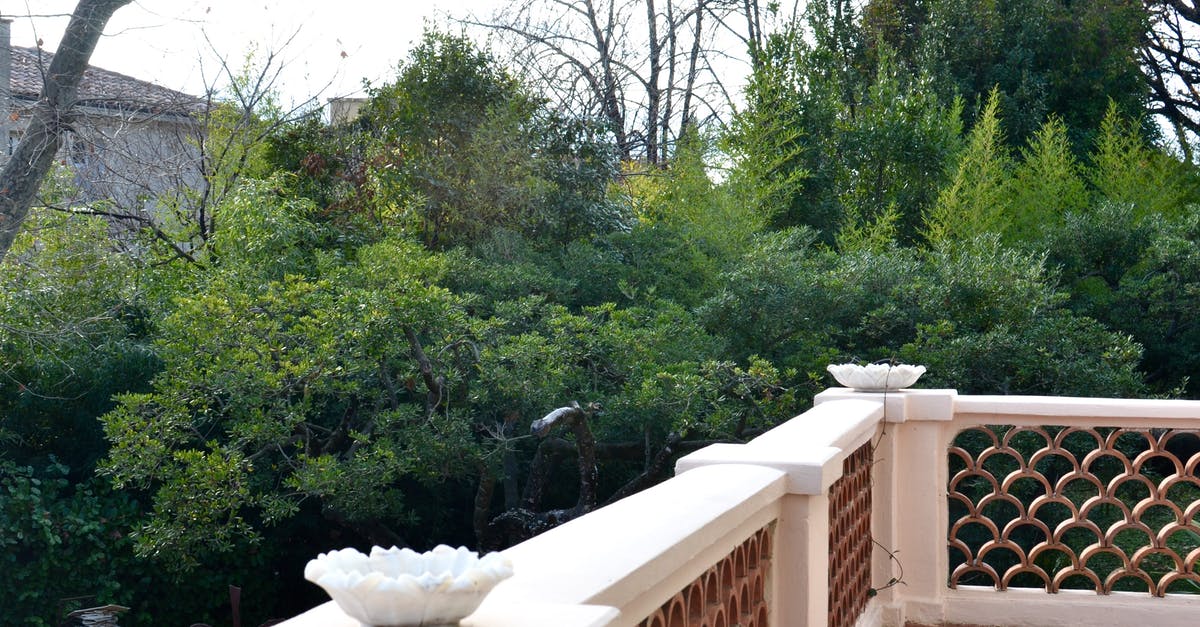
948;425;1200;596
638;524;773;627
829;442;874;627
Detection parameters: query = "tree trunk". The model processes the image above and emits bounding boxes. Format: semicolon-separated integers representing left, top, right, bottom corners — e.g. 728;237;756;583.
681;0;704;129
645;0;662;164
0;0;133;263
661;0;678;163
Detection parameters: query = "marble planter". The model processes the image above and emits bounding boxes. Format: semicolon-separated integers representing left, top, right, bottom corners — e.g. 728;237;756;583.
304;544;513;627
826;363;926;392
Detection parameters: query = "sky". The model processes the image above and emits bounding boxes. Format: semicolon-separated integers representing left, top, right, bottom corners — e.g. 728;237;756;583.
0;0;508;108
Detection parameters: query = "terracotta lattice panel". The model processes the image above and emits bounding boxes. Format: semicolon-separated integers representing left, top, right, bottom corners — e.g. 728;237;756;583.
638;524;773;627
948;425;1200;595
829;441;874;627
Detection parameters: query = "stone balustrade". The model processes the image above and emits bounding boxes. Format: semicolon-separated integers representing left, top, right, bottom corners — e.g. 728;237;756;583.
279;389;1200;627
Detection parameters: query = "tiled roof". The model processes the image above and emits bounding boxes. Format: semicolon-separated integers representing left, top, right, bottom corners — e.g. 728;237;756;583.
10;45;203;115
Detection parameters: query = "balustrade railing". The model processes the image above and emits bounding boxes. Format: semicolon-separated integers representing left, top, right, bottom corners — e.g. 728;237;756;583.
278;390;1200;627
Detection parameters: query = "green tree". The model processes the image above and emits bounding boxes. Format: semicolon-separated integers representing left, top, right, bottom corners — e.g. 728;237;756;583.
701;230;1146;399
726;25;843;238
1002;117;1089;243
923;91;1011;245
1089;104;1196;221
1046;205;1200;397
349;31;622;249
0;211;155;471
836;54;962;245
100;181;471;563
917;0;1149;150
728;18;962;245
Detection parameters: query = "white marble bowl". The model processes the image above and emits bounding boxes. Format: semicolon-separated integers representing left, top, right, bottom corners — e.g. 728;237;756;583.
304;545;514;627
826;363;926;392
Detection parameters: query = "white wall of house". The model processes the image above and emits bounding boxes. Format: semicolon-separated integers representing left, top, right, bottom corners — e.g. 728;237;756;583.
0;16;205;239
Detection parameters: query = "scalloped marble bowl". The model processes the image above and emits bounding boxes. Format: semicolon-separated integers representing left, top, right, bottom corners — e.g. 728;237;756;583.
827;363;926;392
304;544;514;627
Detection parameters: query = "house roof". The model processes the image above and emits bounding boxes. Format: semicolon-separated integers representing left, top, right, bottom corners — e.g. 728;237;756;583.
10;45;203;115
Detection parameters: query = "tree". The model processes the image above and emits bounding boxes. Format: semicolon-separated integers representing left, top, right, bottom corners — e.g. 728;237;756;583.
914;0;1149;150
471;0;766;164
726;11;962;243
724;22;844;238
0;0;132;264
698;229;1147;398
923;91;1011;245
1142;0;1200;161
316;31;623;249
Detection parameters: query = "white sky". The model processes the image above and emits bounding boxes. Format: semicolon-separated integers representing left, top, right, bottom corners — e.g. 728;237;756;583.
0;0;509;108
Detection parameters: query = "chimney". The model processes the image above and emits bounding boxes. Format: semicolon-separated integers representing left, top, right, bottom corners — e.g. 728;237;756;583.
0;17;10;156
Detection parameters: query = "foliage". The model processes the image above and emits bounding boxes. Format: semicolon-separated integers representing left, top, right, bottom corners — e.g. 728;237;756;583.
916;0;1149;150
728;20;962;244
1047;206;1200;397
348;31;624;249
1;462;142;626
726;25;843;238
627;128;765;257
1088;104;1196;221
1002;117;1089;243
101;189;466;563
923;91;1011;245
0;211;157;471
701;232;1146;399
0;461;280;626
837;53;963;246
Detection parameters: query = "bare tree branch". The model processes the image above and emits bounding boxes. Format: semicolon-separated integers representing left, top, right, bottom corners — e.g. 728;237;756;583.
465;0;756;164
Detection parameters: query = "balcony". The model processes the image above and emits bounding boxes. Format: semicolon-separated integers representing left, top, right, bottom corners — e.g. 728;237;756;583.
278;389;1200;626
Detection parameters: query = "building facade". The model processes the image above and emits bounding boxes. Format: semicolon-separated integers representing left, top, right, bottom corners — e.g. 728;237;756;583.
0;17;204;233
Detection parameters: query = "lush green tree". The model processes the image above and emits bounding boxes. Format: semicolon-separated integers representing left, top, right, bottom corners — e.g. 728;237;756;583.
728;17;962;244
862;0;929;72
726;26;844;238
917;0;1149;150
1088;104;1197;220
0;211;156;472
701;230;1146;398
346;31;623;249
923;91;1011;245
98;167;793;568
837;55;963;245
1046;204;1200;397
1002;117;1089;243
101;181;468;562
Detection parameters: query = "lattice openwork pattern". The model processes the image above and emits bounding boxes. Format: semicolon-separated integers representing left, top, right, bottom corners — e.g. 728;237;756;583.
829;441;874;627
637;524;773;627
948;425;1200;595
